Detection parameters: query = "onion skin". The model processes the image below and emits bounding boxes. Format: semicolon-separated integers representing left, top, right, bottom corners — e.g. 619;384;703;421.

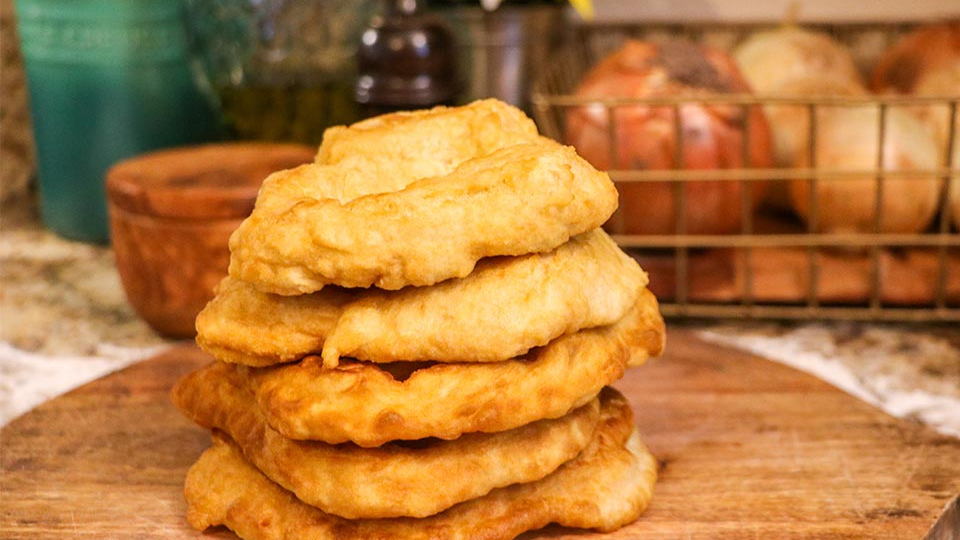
732;28;877;217
871;22;960;230
752;77;868;211
759;77;868;169
733;26;863;94
870;22;960;94
912;61;960;231
565;39;773;235
945;171;959;235
913;61;960;147
787;106;942;234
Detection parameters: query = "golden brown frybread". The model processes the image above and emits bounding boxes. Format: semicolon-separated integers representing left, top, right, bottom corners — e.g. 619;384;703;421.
184;388;658;540
244;290;663;446
199;229;648;368
315;98;541;174
228;137;618;295
175;98;666;540
172;362;601;519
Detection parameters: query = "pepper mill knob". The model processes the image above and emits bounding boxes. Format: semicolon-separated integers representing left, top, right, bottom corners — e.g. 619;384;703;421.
355;0;458;110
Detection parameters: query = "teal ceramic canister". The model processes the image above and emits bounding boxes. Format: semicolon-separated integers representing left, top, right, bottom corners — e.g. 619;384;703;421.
15;0;220;243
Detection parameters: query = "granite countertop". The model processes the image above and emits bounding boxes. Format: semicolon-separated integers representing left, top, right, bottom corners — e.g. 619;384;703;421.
2;193;959;439
0;195;176;423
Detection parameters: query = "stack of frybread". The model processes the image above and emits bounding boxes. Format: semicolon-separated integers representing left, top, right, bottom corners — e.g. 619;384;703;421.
171;99;666;540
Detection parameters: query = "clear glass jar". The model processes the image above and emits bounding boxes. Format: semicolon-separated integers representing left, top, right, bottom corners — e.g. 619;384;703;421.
185;0;375;145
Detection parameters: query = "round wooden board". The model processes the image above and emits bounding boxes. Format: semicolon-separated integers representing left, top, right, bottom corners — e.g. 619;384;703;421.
2;328;958;539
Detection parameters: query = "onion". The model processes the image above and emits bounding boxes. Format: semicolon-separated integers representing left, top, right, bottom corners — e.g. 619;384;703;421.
910;60;960;230
761;77;868;167
565;39;773;235
732;25;871;216
733;27;869;213
869;23;960;229
733;26;863;93
870;22;960;94
912;60;960;159
787;106;942;234
951;175;960;232
751;77;867;211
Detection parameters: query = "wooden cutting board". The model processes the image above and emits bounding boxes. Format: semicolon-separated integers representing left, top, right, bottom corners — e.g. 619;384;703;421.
2;329;958;539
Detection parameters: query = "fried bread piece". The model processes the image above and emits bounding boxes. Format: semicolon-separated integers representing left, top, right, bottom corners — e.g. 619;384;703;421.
315;99;540;176
245;289;664;446
195;278;350;368
254;100;540;215
198;229;648;368
184;388;658;539
228;137;618;295
172;364;600;519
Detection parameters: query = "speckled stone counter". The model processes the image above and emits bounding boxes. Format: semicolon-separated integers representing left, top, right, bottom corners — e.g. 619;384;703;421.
0;194;175;423
698;321;960;438
2;193;959;439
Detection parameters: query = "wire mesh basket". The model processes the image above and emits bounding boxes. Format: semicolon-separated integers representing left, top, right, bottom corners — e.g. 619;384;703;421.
531;23;960;322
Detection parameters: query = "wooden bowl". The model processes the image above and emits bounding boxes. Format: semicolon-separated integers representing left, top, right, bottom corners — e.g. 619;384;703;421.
106;143;315;338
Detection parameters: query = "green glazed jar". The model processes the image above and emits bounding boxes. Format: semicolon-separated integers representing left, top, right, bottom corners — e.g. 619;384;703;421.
16;0;220;243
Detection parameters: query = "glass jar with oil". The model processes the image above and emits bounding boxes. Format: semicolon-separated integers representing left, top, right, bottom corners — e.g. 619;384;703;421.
185;0;374;145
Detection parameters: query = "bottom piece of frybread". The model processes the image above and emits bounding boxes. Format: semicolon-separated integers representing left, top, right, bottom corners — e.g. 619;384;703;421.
184;387;657;540
171;360;601;519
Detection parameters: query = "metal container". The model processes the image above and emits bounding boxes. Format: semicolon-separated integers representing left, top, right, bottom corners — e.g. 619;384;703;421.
440;4;568;113
532;22;960;322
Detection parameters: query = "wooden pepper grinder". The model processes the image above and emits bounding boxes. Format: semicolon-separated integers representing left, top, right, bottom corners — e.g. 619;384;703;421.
355;0;458;115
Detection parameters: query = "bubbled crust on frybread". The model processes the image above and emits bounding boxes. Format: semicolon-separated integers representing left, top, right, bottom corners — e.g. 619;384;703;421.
251;99;541;215
243;289;663;447
228;137;618;295
171;362;601;519
315;98;541;173
198;229;647;368
183;387;658;539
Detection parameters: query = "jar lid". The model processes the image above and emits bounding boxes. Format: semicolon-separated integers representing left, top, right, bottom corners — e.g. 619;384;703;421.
106;143;315;220
355;6;459;107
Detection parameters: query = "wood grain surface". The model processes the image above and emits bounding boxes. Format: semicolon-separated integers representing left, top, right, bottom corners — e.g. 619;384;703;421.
2;329;958;539
105;143;316;338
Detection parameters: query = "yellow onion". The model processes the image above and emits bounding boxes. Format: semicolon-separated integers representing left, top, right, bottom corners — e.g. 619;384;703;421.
787;105;942;234
565;39;773;235
733;26;863;94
